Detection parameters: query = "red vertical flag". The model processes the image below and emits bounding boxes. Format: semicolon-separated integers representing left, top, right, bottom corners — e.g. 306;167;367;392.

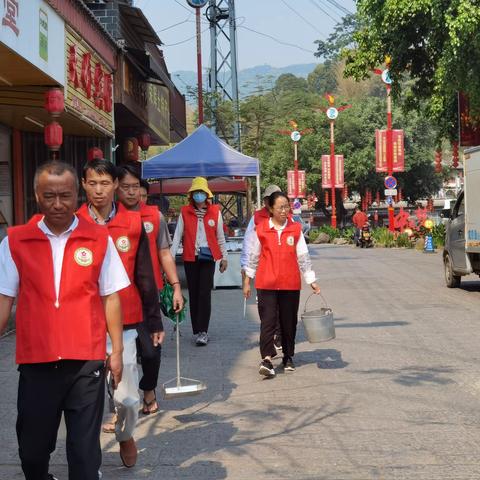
376;129;405;172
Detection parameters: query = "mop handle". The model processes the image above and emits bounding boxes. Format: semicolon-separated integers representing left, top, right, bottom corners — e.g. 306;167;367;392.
303;292;330;313
176;314;181;387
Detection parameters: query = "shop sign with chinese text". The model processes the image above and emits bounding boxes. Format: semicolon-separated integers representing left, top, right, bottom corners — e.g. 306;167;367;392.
321;154;344;188
0;0;65;85
65;26;113;136
375;129;405;172
287;170;306;198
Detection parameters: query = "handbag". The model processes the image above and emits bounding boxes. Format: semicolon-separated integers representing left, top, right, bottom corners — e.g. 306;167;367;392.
197;246;214;262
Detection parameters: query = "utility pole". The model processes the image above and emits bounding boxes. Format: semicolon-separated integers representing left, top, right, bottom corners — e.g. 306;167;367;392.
206;0;241;148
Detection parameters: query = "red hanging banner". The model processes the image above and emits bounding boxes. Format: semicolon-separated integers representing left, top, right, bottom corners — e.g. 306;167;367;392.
321;155;344;188
287;170;306;198
375;129;405;172
458;92;480;147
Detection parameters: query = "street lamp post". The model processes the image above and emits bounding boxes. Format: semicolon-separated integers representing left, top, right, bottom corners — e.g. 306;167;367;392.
323;94;351;228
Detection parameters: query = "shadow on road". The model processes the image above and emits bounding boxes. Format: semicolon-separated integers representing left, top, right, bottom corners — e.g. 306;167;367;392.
295;348;349;370
357;365;456;387
336;321;409;328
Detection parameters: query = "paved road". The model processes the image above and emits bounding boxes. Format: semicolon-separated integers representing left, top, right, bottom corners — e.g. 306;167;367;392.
2;245;480;479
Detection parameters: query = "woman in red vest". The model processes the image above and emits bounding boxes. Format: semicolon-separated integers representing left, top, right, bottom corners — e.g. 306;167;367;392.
243;191;320;377
170;177;228;346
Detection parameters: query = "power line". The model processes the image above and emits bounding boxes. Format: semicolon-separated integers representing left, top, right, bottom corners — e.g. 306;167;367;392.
173;0;194;14
238;25;317;54
162;25;210;47
155;14;193;33
278;0;326;36
308;0;341;23
323;0;353;16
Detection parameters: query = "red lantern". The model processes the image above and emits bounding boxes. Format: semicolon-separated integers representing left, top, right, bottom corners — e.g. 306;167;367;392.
375;191;380;205
44;89;64;117
137;132;151;152
435;149;442;173
124;137;139;162
452;141;459;168
398;188;403;202
44;122;63;151
343;184;348;200
324;190;329;206
87;147;103;162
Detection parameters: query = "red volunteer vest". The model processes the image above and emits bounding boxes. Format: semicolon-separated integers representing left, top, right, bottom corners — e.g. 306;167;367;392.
140;203;163;290
181;203;223;262
254;207;270;226
255;218;302;290
77;202;143;326
8;216;109;364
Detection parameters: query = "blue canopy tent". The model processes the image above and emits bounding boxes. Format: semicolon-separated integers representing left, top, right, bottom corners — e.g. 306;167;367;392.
141;124;261;207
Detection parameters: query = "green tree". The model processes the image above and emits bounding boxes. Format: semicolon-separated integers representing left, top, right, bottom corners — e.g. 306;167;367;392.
343;0;480;141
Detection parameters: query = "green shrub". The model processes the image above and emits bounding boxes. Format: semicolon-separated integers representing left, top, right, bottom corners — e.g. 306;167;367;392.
396;233;413;248
372;227;396;247
318;225;340;241
431;223;446;247
309;229;320;242
341;226;355;243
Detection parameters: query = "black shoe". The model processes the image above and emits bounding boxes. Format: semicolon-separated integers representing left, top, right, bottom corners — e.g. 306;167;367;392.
259;359;275;377
283;357;295;371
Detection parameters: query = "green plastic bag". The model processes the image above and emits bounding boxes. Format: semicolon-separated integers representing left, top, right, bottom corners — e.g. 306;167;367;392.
160;282;187;323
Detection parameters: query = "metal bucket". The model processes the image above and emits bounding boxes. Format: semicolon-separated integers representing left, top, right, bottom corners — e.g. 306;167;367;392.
301;293;335;343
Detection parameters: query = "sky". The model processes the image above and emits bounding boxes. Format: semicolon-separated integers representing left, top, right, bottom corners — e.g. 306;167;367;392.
134;0;357;73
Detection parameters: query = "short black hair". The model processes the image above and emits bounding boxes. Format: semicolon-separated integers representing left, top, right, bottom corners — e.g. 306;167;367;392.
117;163;141;182
268;191;289;208
34;161;79;191
140;179;150;193
82;159;118;181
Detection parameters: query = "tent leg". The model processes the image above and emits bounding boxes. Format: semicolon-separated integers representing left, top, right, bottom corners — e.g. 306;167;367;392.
256;175;261;210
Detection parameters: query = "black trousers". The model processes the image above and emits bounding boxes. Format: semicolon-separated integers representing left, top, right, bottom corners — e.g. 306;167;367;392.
17;360;105;480
184;258;215;334
136;322;162;392
257;289;300;359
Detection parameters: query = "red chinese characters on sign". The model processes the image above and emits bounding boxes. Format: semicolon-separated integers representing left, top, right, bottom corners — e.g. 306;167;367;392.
67;45;112;114
2;0;19;36
458;92;480;147
375;129;405;172
81;52;92;98
287;170;306;198
321;155;344;188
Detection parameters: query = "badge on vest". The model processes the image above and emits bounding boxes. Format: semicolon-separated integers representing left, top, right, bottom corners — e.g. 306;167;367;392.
208;219;216;227
143;221;154;234
74;247;93;267
116;236;131;252
286;235;295;246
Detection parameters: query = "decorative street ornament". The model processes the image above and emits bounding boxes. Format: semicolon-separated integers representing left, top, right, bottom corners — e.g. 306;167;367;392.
287;170;306;198
187;0;208;7
290;130;301;142
326;107;338;120
321;154;344;188
434;149;442;173
452;141;459;168
381;69;392;85
375;129;405;172
124;137;139;162
87;147;103;162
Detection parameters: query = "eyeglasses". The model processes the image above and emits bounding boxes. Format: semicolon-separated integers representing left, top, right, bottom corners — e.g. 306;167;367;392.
273;205;290;212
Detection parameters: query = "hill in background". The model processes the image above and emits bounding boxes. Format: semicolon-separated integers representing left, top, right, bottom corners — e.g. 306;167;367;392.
172;63;318;102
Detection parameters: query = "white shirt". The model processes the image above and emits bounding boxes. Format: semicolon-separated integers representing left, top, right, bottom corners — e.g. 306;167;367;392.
244;218;316;284
240;216;256;269
170;209;228;260
0;216;130;303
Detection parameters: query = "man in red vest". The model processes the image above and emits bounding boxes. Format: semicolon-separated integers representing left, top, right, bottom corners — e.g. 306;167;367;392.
116;164;183;415
78;159;164;468
0;161;128;480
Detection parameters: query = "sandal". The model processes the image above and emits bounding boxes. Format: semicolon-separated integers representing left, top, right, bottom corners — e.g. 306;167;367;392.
102;413;117;433
142;392;159;415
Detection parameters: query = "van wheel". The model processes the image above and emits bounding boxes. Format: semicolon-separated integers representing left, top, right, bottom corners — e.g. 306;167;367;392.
444;254;461;288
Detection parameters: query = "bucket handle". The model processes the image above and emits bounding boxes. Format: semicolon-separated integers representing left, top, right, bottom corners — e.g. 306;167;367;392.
303;292;331;313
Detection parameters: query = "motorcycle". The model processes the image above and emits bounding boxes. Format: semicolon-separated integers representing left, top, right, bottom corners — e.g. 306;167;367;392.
355;222;373;248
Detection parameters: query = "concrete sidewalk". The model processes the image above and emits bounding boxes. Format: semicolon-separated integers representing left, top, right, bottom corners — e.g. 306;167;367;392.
3;245;480;479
